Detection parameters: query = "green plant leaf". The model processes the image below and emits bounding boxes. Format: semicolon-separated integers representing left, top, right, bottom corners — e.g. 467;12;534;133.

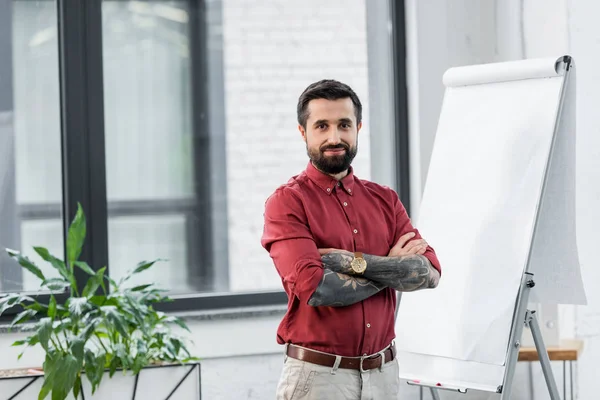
68;297;90;318
133;259;161;274
130;284;153;292
41;278;70;292
85;349;106;394
33;247;70;280
0;294;21;315
102;306;129;338
6;249;46;281
66;203;86;264
108;354;119;377
25;332;40;347
83;267;106;298
169;337;182;357
48;296;57;320
70;337;85;362
24;302;49;313
73;376;81;399
11;309;37;327
79;317;100;341
38;381;51;400
52;318;73;335
12;339;27;347
164;316;191;333
89;295;117;308
49;353;80;400
74;261;95;276
107;276;119;291
82;277;100;299
37;318;53;351
39;351;58;400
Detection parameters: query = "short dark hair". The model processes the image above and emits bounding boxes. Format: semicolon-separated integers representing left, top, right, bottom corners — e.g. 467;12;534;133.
297;79;362;129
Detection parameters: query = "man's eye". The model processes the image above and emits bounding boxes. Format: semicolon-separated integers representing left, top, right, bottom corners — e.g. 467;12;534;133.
341;123;350;129
318;124;327;130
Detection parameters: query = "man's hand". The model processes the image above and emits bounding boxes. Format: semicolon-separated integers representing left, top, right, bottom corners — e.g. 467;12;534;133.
388;232;427;257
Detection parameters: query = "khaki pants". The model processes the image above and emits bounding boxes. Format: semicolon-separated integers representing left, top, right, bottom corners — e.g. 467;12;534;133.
276;352;400;400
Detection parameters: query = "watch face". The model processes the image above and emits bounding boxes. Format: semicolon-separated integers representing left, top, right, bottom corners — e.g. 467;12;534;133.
351;258;367;274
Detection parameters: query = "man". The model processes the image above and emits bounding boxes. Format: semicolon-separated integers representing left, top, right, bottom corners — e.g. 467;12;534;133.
261;79;441;399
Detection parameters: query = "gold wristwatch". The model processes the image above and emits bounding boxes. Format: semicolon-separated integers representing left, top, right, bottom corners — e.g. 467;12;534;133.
350;252;367;274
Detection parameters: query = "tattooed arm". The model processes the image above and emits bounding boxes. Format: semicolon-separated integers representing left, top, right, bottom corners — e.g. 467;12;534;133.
320;251;440;292
308;269;386;307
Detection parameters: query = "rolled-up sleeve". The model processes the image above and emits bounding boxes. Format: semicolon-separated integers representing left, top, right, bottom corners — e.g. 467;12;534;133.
261;188;324;303
393;196;442;275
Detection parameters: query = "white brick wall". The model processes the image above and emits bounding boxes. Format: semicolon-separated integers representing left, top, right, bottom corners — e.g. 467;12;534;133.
222;0;372;291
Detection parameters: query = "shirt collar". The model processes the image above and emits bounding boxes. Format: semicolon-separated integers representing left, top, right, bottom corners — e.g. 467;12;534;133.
305;161;356;196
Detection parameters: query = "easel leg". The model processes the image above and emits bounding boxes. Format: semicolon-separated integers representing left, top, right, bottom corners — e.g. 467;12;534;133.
429;388;441;400
527;310;561;400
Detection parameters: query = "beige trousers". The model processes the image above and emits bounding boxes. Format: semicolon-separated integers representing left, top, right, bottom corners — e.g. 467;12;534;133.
275;353;400;400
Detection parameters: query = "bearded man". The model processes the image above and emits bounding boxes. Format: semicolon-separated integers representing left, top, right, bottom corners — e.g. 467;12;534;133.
261;79;442;400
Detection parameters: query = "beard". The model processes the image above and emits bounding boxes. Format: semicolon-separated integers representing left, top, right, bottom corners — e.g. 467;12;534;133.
307;142;358;174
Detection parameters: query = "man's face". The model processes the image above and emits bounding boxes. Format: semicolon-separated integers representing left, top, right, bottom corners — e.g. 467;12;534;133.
299;98;362;175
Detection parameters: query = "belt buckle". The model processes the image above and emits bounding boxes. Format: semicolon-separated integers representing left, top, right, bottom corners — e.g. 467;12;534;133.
359;354;370;373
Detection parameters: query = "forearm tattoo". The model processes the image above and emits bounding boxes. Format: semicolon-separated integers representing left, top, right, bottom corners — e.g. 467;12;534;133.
308;269;386;307
321;251;440;292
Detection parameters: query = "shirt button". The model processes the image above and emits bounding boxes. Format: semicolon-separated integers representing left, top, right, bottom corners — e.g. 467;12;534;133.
353;229;358;234
337;182;341;186
343;202;348;207
348;189;352;193
367;323;371;328
363;353;367;356
326;188;331;192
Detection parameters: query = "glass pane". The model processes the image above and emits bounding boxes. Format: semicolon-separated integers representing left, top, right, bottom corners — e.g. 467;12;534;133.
0;0;63;293
102;0;196;293
102;0;373;294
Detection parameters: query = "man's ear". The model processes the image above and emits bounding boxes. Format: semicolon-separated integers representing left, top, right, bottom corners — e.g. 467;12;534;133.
298;124;307;142
357;121;363;134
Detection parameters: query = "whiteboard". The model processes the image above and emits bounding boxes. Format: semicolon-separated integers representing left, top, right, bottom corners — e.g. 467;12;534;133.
395;56;584;392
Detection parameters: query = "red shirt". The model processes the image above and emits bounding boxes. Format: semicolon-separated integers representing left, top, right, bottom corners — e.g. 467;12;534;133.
261;162;441;357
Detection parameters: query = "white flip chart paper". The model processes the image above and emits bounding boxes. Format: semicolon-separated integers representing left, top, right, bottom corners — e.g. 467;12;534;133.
395;57;585;391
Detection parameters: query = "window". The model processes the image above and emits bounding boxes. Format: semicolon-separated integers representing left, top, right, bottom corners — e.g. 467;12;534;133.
100;0;376;296
0;0;407;312
0;0;63;293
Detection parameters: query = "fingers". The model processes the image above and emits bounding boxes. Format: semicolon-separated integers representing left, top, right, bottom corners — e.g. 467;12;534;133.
318;248;337;255
393;232;416;249
404;238;427;253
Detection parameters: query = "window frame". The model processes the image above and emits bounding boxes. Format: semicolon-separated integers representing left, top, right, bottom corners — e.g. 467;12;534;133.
1;0;410;317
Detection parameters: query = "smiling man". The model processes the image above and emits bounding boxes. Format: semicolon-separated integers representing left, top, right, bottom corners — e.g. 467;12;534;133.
261;79;442;399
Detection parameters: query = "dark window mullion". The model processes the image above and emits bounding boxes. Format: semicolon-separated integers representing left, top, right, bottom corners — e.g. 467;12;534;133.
390;0;412;215
57;0;108;292
187;0;217;292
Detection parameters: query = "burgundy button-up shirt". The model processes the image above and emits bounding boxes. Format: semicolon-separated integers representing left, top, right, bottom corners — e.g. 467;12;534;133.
261;162;441;357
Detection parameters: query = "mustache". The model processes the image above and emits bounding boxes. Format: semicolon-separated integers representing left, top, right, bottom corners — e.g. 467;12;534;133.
320;144;349;152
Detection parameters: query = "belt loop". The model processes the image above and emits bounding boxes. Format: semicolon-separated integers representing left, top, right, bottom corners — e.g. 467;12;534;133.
284;343;289;363
330;355;342;375
379;350;386;372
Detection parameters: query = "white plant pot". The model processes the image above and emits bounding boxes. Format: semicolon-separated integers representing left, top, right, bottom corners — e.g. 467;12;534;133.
0;363;201;399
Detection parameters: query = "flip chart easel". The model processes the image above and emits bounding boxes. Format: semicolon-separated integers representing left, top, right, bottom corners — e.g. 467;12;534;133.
394;55;584;399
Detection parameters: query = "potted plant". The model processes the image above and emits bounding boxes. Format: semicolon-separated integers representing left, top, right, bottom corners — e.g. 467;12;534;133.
0;204;200;399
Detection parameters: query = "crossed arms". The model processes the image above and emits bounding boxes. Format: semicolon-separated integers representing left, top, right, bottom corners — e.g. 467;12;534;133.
261;188;441;308
307;234;441;307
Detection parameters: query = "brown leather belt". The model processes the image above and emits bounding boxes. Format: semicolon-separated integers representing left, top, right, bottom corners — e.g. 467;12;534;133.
286;344;396;372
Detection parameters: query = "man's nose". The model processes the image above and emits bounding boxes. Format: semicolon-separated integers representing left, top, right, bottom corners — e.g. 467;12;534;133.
325;129;341;145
